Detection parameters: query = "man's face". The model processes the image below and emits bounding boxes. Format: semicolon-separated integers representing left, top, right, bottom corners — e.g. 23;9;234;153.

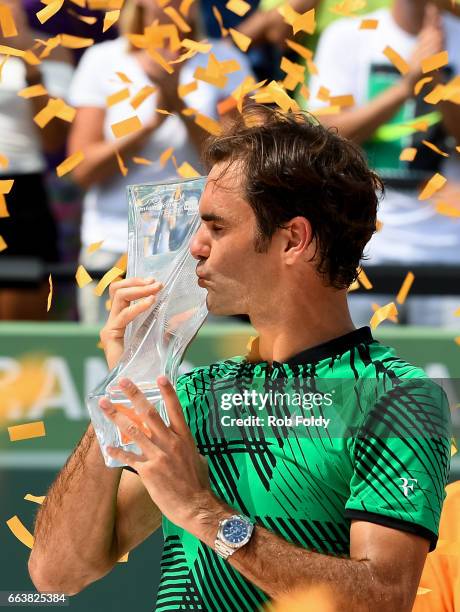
189;162;281;316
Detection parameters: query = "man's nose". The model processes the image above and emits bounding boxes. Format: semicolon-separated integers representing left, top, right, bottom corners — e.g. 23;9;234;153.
189;225;211;260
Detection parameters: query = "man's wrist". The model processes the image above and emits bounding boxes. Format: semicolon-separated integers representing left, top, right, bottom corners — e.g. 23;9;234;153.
186;491;234;547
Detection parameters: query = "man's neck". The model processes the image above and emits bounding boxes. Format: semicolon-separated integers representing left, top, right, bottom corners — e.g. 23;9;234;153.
248;290;355;365
391;0;428;35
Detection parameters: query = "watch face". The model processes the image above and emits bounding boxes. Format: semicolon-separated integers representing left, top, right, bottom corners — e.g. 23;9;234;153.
222;518;249;545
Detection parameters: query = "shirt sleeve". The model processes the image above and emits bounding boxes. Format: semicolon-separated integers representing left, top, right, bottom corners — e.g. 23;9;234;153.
344;378;452;552
67;45;107;108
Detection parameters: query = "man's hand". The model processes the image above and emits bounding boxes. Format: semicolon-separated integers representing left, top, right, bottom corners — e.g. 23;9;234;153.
99;376;219;533
100;278;164;369
404;3;445;92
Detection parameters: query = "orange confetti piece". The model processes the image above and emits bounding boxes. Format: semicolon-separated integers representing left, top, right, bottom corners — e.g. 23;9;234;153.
181;39;212;54
160;147;174;167
292;8;316;35
0;179;14;194
418;172;447;201
434;202;460;218
396;271;414;305
116;71;132;84
194;113;222;135
0;154;8;169
164;6;191;32
357;268;372;290
18;84;48;98
226;0;251;17
212;6;228;37
130;85;156;109
0;234;7;251
60;34;94;48
347;279;360;292
424;83;445;105
422;50;449;74
329;94;355;108
217;95;237;115
178;81;197;98
359;19;378;29
114;252;127;272
132;156;153;165
414;76;433;96
285;39;313;61
383;46;409;75
406;119;429;132
111;115;142;138
34;98;76;128
87;240;104;254
455;336;460;346
370;302;398;329
103;9;120;32
75;264;93;288
400;147;417;162
94;266;124;297
421;140;449;157
67;9;97;25
47;274;53;311
56;150;85;177
24;494;45;504
177;161;200;178
115;150;128;176
107;87;130;107
36;0;64;24
317;86;330;101
179;0;195;16
0;45;39;65
0;4;18;37
228;28;251;52
6;516;34;548
0;195;9;218
69;0;86;7
8;421;46;442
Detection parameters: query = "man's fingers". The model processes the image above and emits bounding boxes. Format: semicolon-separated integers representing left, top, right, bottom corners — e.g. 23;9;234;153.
118;379;171;448
106;445;146;468
99;398;158;458
111;282;163;309
109;276;156;300
157;376;191;438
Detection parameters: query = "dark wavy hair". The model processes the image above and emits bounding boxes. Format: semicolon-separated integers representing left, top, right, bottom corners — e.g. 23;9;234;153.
202;105;384;289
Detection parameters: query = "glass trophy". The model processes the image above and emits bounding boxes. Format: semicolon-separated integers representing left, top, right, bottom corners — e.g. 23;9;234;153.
86;177;209;467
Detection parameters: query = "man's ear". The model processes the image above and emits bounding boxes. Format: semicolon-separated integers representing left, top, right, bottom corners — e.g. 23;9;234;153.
283;217;314;264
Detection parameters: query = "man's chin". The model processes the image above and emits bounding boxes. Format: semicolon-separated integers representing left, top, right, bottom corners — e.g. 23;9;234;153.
205;295;241;317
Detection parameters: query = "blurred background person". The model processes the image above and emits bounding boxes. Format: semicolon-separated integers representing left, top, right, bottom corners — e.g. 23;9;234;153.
0;0;74;320
307;0;460;326
67;0;253;324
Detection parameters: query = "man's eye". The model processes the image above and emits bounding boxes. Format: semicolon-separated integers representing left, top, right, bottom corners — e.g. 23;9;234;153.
212;225;224;232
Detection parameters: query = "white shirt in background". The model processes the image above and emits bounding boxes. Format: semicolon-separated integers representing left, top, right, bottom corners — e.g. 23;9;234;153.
0;57;74;175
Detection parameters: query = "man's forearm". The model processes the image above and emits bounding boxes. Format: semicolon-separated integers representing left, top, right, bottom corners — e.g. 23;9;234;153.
191;494;401;611
29;424;122;594
319;80;411;145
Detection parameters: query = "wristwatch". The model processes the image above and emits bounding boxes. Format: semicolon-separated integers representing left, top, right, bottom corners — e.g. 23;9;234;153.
214;514;254;560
